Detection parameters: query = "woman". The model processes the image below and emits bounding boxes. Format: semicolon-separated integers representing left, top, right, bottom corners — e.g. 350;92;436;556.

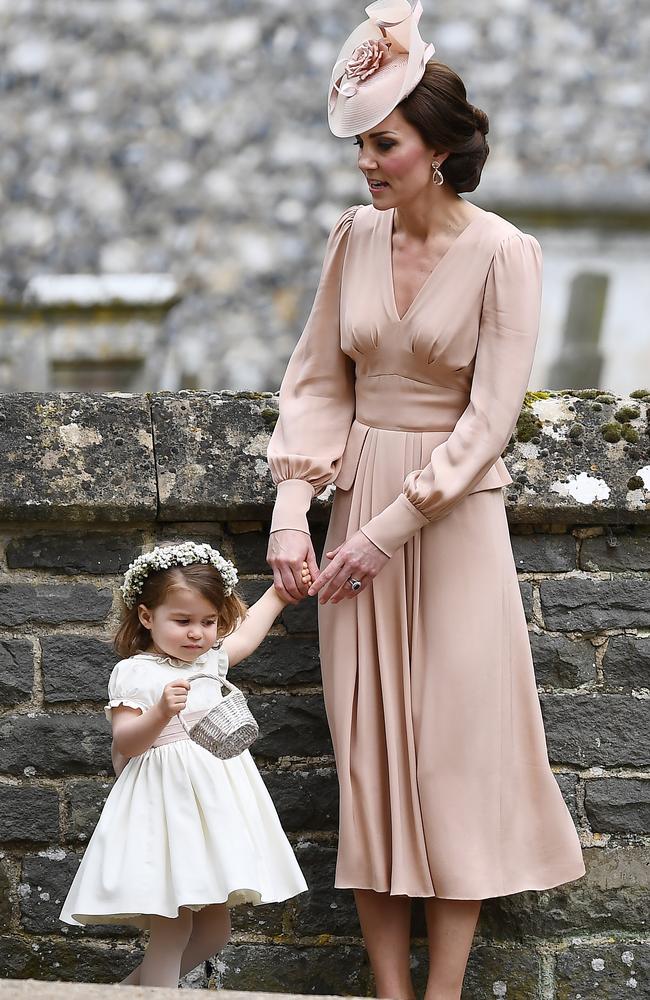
267;2;585;997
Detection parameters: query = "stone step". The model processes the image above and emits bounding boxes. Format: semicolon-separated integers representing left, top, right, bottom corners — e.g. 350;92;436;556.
0;980;357;1000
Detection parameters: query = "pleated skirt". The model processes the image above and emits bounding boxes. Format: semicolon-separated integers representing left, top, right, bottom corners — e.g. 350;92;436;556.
319;425;585;899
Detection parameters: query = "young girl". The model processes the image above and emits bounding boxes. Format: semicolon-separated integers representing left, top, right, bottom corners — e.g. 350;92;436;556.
60;541;309;987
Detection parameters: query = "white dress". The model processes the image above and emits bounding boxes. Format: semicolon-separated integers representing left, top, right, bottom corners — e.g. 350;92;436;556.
59;648;307;929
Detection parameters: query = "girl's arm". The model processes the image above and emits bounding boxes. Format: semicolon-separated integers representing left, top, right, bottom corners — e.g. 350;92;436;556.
223;572;309;667
111;679;190;757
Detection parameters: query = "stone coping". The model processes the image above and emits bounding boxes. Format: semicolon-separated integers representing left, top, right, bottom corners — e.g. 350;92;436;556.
0;390;648;524
0;982;357;1000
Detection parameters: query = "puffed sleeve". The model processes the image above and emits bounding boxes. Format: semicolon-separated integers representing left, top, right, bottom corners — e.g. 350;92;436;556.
361;233;543;556
267;206;360;534
104;660;149;721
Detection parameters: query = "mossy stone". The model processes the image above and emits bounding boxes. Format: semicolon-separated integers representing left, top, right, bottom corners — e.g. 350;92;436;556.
630;389;650;399
601;422;622;443
621;425;640;443
614;406;641;423
627;475;645;490
515;410;543;442
261;408;279;429
596;394;616;404
568;423;585;440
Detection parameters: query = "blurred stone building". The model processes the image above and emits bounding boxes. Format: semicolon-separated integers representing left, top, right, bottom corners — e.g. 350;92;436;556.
1;0;649;394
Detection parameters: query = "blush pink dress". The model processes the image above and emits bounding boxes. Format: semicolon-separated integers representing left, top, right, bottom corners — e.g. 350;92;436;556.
268;204;585;899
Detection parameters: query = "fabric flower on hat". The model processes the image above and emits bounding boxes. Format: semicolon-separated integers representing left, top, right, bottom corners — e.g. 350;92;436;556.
334;38;391;98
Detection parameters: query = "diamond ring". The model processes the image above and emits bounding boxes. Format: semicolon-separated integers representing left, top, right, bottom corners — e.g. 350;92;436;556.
348;577;362;592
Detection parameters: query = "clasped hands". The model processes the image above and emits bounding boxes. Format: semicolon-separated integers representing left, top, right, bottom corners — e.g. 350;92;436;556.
267;528;389;606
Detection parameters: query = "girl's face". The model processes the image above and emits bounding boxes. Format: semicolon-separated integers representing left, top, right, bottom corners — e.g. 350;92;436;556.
138;585;220;663
355;108;445;209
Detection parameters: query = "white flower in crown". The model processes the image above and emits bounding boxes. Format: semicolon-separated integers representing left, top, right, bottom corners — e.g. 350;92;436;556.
120;542;239;608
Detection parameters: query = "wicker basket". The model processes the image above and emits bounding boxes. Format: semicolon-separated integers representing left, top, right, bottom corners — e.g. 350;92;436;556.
178;672;259;760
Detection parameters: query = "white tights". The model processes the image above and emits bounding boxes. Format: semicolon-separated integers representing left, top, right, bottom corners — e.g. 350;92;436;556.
120;903;232;988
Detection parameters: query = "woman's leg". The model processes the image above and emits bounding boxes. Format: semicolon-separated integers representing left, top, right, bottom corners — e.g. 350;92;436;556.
138;908;194;987
179;903;231;975
354;889;415;1000
423;898;481;1000
119;904;231;985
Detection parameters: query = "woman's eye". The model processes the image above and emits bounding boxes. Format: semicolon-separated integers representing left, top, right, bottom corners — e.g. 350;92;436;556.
378;142;394;151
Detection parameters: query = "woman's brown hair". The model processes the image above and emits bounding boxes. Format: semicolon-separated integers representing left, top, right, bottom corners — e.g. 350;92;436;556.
114;552;247;660
399;61;489;194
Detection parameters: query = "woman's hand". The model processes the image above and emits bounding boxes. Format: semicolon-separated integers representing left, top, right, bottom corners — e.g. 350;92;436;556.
267;529;320;604
158;679;190;720
308;530;389;604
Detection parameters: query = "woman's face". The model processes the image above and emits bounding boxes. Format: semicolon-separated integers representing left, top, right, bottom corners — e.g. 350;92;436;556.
355;108;443;209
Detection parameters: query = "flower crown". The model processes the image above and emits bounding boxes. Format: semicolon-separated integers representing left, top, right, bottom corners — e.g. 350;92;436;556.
120;542;239;609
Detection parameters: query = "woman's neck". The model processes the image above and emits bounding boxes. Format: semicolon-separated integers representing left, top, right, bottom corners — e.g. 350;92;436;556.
393;188;479;242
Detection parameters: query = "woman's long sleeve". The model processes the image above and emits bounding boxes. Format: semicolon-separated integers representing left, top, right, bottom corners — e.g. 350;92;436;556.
268;207;359;534
361;232;543;557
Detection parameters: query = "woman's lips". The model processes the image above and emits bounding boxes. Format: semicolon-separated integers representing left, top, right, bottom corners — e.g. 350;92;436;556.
367;179;389;191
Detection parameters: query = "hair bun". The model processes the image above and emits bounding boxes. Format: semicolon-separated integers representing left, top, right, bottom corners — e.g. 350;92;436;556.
472;106;489;136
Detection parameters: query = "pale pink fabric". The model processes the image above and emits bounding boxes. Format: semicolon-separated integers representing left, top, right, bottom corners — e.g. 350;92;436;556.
152;710;206;747
267;205;586;898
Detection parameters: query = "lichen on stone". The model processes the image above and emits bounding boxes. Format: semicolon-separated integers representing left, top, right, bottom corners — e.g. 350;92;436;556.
523;390;552;408
595;393;615;404
627;475;645;490
630;389;650;399
515;410;543;442
261;408;279;429
568;423;585;440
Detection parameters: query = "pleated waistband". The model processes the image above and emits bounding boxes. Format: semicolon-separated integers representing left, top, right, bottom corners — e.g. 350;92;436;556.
152;710;206;747
355;373;466;432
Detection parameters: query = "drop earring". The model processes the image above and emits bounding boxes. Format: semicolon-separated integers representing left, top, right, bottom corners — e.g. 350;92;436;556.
431;160;444;186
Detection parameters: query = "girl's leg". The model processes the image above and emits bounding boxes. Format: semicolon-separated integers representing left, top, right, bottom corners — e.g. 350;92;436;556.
423;897;481;1000
138;908;194;987
179;903;231;975
119;904;231;985
354;888;415;1000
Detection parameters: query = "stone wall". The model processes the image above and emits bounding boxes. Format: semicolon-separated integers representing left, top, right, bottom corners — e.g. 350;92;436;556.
1;390;650;996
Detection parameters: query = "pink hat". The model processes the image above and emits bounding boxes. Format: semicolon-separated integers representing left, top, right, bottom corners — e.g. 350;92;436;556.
327;0;435;138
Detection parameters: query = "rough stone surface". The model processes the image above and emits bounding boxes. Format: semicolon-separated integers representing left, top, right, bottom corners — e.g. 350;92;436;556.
41;636;116;703
0;785;59;842
248;694;333;760
0;639;33;704
602;634;650;689
0;584;113;627
235;636;320;687
0;939;142;983
0;861;11;932
260;768;338;832
409;943;541;998
0;715;111;776
556;943;650;999
542;694;650;767
281;596;319;634
214;944;370;994
580;531;650;571
0;394;156;521
555;773;580;825
64;781;114;843
292;843;360;937
540;577;650;631
511;533;576;572
584;778;650;833
530;632;596;688
519;582;533;621
6;532;143;575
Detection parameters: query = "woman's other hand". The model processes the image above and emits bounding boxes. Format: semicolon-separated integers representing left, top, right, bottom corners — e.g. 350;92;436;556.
308;530;389;604
267;529;320;604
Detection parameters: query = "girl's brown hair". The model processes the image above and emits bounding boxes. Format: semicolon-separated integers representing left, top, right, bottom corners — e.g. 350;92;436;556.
399;61;489;194
114;551;247;660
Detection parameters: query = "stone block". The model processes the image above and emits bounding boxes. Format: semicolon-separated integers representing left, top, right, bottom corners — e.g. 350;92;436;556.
248;693;332;760
260;768;338;832
214;943;370;994
235;636;320;687
480;846;649;939
41;636;116;703
226;525;271;574
281;596;319;634
530;632;596;687
0;640;33;705
580;533;650;571
541;694;650;767
229;899;285;937
6;532;142;575
602;634;650;689
0;715;111;776
409;943;541;998
0;860;11;931
519;582;533;621
20;853;132;937
64;780;114;842
540;578;650;631
0;584;113;627
0;785;59;842
0;935;142;981
556;943;650;998
584;778;650;833
292;843;360;936
511;533;576;572
555;772;579;824
0;393;156;522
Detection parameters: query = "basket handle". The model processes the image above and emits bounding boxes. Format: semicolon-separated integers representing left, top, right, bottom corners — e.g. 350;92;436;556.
176;671;238;737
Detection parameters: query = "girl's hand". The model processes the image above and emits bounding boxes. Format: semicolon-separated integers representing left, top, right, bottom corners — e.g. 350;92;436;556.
267;529;319;604
308;530;389;605
158;679;190;720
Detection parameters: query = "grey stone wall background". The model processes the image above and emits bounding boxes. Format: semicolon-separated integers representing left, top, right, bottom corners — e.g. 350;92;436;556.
1;0;649;394
0;390;650;995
